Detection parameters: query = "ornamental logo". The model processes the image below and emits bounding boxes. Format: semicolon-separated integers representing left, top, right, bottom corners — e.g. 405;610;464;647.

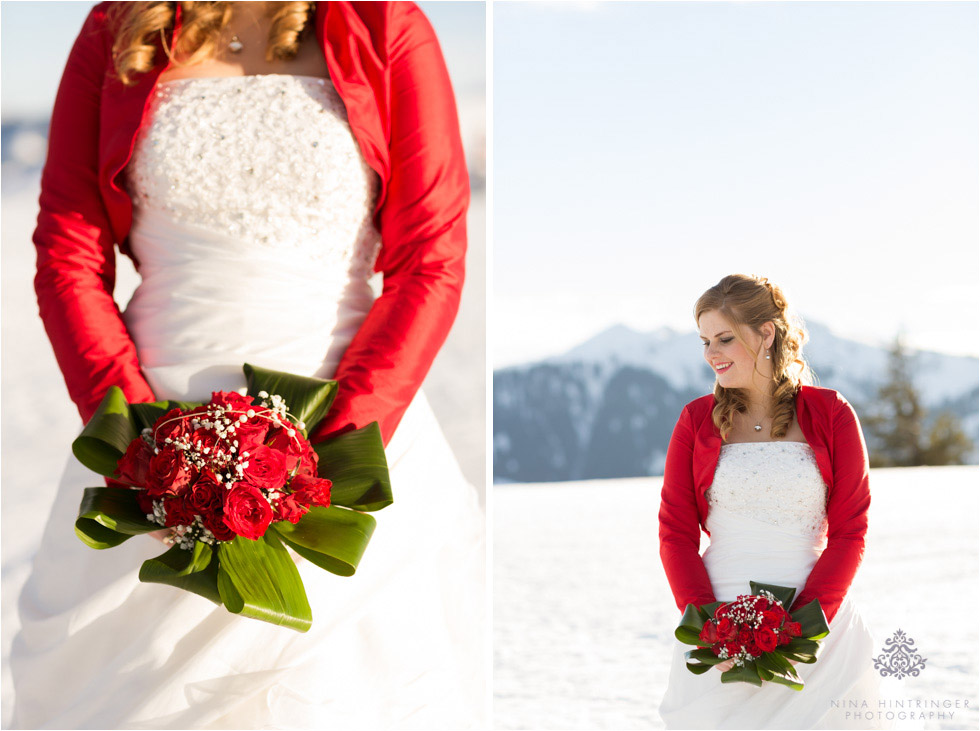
873;629;927;679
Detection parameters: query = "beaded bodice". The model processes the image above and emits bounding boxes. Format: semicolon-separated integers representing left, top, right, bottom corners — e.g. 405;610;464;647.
125;74;381;274
706;442;829;539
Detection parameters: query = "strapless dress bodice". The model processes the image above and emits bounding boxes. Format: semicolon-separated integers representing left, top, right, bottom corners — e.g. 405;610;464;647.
702;441;830;603
120;74;383;401
706;441;829;540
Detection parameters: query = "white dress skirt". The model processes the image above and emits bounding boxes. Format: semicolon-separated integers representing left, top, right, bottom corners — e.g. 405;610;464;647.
659;442;889;730
10;74;485;730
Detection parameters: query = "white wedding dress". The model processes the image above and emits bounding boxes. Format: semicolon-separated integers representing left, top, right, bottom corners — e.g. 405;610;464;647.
11;74;485;730
659;441;888;730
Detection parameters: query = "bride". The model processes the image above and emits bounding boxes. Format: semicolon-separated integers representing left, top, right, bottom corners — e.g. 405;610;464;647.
658;274;886;729
11;2;484;728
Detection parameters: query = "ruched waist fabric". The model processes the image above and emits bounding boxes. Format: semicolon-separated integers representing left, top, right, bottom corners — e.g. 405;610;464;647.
122;206;377;402
703;503;827;603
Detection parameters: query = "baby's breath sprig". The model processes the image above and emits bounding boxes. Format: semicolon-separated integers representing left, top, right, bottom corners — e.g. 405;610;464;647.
151;391;306;452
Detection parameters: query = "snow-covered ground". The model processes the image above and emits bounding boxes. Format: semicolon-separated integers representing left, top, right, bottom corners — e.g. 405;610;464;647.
494;468;980;730
0;175;485;726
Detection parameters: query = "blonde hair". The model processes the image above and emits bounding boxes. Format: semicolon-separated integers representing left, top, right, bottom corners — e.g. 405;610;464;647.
694;274;813;441
107;2;316;86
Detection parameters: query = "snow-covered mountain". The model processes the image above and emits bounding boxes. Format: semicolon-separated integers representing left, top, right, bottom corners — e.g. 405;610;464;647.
494;322;979;483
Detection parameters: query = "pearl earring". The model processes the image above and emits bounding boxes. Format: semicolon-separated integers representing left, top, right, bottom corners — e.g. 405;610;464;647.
765;350;771;360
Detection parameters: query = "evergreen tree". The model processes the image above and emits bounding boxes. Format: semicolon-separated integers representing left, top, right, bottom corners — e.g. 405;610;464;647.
920;411;974;466
864;336;971;467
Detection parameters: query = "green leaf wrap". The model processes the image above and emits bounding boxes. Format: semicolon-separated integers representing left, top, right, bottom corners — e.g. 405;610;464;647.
243;363;337;438
216;532;313;633
793;599;830;640
75;519;132;550
313;423;392;511
76;487;157;535
749;580;797;610
72;386;137;477
273;506;376;577
721;662;763;686
139;543;221;605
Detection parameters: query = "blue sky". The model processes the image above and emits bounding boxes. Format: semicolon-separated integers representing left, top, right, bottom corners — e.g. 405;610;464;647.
0;1;484;117
494;1;979;365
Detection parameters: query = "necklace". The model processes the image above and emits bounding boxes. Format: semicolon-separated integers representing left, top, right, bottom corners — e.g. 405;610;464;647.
228;34;244;53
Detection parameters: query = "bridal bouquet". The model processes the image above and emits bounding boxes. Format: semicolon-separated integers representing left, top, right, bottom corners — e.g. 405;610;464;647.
71;363;392;633
675;581;829;690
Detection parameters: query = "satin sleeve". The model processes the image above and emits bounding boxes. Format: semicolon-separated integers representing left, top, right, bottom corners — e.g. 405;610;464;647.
33;4;156;424
789;395;871;624
310;3;468;447
659;406;718;613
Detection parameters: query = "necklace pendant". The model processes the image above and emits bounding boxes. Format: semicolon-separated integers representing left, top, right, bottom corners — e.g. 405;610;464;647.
228;35;244;54
753;424;763;432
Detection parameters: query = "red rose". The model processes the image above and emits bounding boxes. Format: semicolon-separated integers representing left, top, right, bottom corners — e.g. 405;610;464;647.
163;495;196;528
209;391;255;411
777;630;792;646
153;408;191;443
241;445;288;491
146;447;192;497
115;438;153;487
290;474;332;508
737;629;753;645
232;419;270;454
715;617;736;641
724;642;741;656
202;511;236;542
746;642;762;657
222;484;273;540
699;621;719;644
274;493;309;524
296;443;319;477
189;427;220;456
189;471;224;517
266;426;305;464
754;627;778;652
760;610;782;628
136;489;156;516
785;621;803;638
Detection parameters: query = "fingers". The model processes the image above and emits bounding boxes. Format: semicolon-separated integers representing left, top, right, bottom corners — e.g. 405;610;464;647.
148;528;171;544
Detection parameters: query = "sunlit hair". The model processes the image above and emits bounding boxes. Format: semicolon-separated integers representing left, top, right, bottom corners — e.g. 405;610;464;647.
107;2;316;86
694;274;813;441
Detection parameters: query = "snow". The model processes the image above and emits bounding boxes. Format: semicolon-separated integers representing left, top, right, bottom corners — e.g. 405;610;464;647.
1;174;485;725
494;467;980;730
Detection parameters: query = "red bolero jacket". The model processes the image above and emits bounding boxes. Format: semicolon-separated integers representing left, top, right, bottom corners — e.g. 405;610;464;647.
658;385;871;624
33;1;468;446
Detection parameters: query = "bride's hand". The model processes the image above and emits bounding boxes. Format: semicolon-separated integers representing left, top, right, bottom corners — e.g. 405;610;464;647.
715;657;797;672
148;528;171;544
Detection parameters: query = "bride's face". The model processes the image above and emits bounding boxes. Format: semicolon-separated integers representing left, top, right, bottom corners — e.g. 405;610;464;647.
698;309;770;390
